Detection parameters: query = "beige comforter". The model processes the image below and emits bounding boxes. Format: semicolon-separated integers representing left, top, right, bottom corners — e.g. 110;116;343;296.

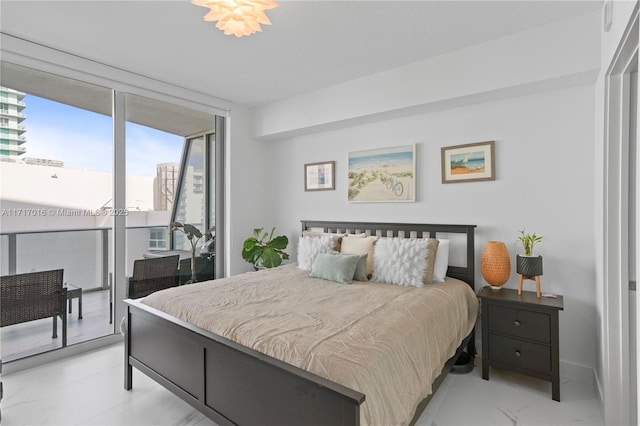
142;264;478;426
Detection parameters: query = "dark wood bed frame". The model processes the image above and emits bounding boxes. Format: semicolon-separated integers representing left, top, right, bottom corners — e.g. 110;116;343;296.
124;220;477;426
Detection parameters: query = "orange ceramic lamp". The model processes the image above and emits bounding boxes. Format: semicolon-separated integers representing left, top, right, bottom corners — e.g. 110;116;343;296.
480;241;511;289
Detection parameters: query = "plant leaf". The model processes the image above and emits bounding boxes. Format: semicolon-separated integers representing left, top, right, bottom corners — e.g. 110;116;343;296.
243;237;258;251
267;235;288;250
183;224;202;239
260;248;283;268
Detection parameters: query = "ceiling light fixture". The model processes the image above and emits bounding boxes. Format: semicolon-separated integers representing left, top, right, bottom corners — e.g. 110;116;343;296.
192;0;279;38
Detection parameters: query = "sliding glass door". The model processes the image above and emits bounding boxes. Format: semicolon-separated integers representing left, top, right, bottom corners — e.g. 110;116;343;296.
0;61;225;362
0;64;114;361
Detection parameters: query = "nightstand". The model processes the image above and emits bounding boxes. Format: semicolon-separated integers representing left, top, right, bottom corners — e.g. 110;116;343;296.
478;286;564;401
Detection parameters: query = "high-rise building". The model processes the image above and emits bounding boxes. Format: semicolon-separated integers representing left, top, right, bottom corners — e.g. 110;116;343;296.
154;162;179;212
0;86;27;159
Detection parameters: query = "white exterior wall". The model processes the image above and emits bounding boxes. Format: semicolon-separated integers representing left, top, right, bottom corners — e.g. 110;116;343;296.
0;162;171;288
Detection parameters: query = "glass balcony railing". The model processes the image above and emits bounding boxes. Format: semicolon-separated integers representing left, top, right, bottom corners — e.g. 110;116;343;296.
0;224;170;362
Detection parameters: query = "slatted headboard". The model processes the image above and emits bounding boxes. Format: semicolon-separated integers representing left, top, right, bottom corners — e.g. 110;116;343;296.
301;220;477;289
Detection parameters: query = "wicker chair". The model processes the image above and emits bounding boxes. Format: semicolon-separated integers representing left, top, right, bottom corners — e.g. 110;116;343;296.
127;255;180;299
0;269;67;347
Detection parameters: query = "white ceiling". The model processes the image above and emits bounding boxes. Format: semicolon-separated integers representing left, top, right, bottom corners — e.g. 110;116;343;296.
0;0;603;106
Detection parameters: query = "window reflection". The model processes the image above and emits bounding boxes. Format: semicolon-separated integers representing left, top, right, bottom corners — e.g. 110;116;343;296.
173;136;207;251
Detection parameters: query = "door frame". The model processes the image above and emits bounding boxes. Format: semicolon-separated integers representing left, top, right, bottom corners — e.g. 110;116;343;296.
602;7;638;424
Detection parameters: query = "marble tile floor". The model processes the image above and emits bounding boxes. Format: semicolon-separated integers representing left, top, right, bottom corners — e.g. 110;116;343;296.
1;344;604;426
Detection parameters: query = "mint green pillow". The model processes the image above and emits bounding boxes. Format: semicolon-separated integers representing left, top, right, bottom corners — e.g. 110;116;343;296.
328;251;367;281
310;253;360;284
352;253;368;281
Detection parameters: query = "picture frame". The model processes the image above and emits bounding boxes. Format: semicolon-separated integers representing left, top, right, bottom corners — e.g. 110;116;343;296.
441;141;495;184
304;161;335;191
348;144;416;202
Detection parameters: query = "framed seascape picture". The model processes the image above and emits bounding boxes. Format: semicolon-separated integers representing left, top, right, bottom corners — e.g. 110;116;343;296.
441;141;495;183
304;161;335;191
348;144;415;202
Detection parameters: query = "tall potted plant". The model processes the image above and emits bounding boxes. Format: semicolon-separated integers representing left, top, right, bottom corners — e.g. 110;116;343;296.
242;227;289;269
171;221;214;284
516;229;543;277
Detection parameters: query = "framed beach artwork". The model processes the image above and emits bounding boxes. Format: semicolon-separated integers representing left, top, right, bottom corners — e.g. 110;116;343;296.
305;161;335;191
441;141;495;184
348;144;416;202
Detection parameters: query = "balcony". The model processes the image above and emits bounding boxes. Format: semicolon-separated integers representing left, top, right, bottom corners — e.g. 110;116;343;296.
0;97;26;107
0;144;27;154
0;225;170;362
1;111;27;120
0;123;28;133
0;134;27;143
1;289;112;360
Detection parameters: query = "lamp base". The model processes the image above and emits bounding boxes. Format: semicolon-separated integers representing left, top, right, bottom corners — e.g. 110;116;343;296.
489;285;504;290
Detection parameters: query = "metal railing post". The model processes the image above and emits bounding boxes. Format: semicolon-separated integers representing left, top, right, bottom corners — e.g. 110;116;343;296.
101;229;109;290
8;233;16;274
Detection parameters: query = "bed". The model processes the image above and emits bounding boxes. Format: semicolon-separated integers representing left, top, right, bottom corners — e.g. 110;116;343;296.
124;220;478;426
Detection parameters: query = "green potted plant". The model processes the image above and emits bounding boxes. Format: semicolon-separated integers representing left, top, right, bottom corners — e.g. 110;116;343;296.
242;227;289;269
516;229;543;277
171;221;214;284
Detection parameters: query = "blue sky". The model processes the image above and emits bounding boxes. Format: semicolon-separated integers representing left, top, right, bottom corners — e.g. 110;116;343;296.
23;95;183;177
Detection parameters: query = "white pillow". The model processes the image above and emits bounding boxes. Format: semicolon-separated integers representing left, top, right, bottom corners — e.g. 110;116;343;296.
432;239;450;282
297;235;335;271
371;237;428;287
302;230;344;251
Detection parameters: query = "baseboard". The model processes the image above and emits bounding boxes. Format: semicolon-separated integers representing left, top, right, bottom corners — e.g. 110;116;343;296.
560;360;595;386
474;354;597;389
593;367;605;417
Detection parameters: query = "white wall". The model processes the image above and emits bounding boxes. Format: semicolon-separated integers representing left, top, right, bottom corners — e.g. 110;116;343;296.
263;84;597;378
226;104;269;275
246;10;601;379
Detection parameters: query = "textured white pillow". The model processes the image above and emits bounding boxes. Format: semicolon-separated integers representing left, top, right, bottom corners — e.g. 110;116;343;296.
297;235;335;271
371;237;428;287
302;231;345;251
432;239;450;282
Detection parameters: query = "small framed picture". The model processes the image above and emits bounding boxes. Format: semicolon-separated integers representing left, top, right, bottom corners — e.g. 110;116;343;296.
441;141;495;183
305;161;335;191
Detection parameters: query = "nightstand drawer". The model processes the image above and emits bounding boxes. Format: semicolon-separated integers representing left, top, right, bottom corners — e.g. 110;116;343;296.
488;334;551;374
488;304;550;343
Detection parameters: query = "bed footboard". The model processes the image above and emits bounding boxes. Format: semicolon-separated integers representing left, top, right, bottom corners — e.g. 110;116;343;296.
124;299;365;426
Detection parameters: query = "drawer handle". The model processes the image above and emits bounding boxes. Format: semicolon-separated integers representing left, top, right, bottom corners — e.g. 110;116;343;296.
514;350;521;358
514;320;521;327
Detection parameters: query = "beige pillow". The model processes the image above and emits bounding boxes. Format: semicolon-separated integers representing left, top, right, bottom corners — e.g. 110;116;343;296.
423;238;440;284
340;236;376;276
